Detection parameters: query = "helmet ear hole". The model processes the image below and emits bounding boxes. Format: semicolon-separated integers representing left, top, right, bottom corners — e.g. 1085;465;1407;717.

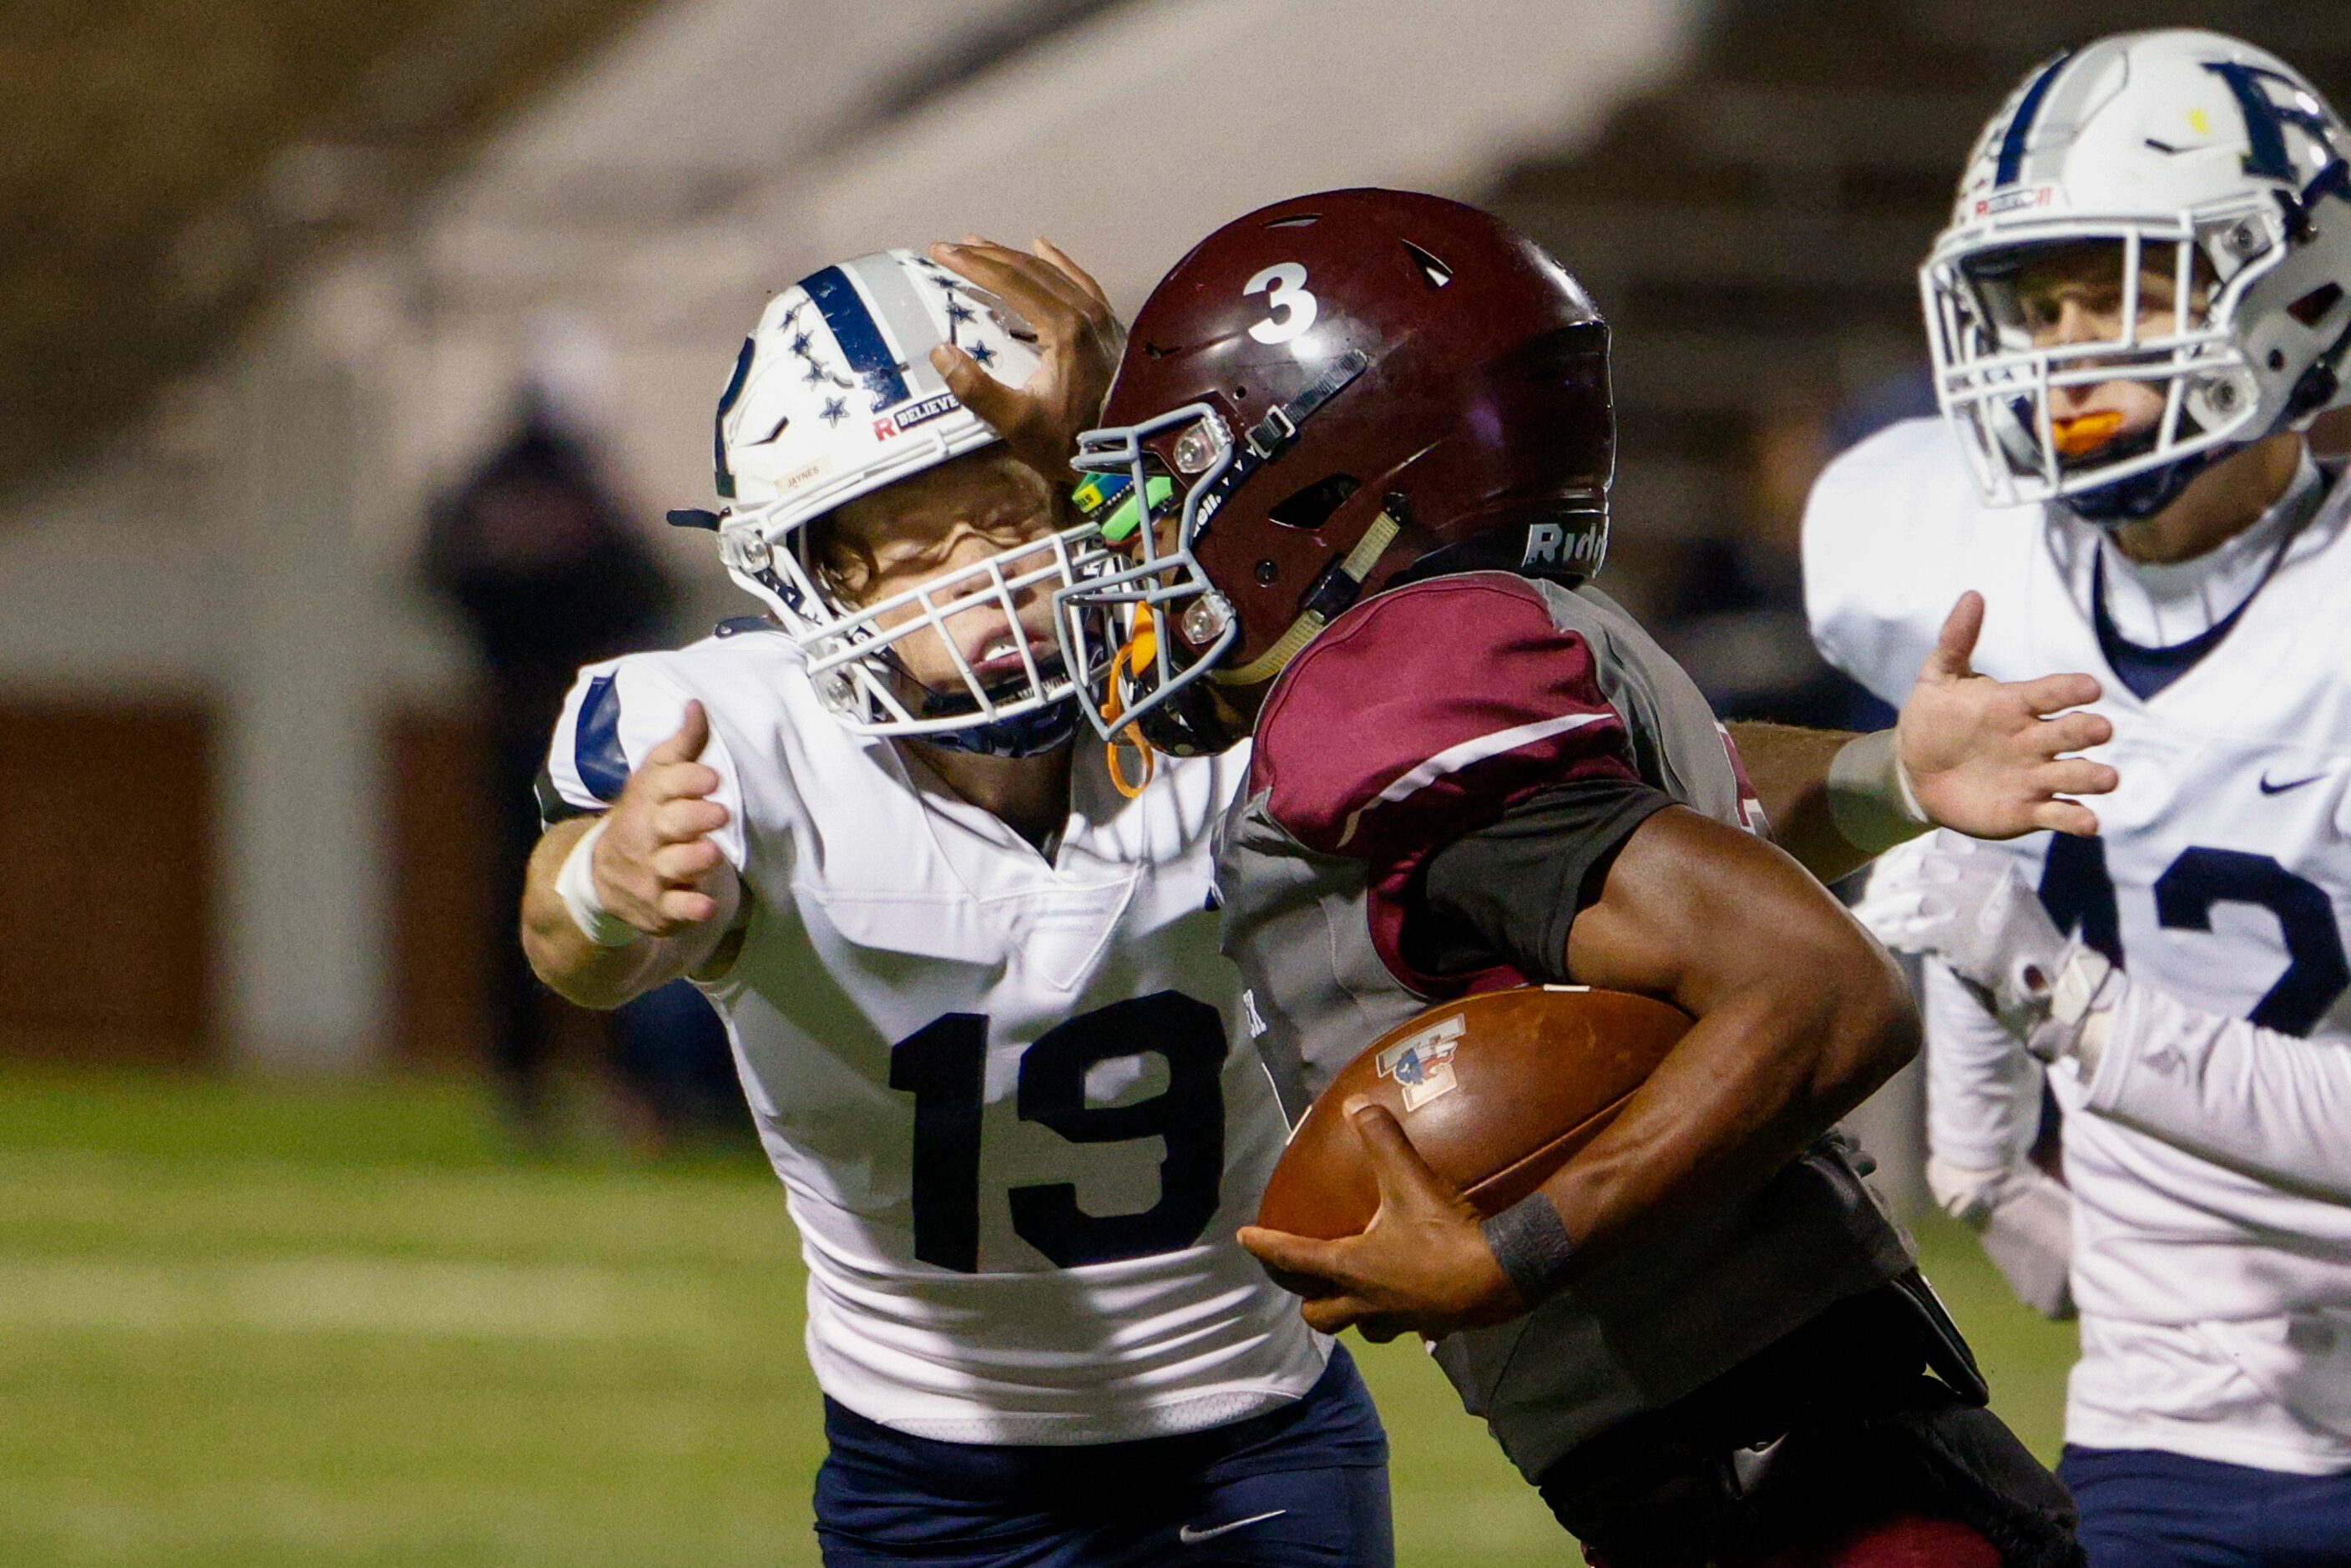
1267;474;1362;530
2290;283;2346;327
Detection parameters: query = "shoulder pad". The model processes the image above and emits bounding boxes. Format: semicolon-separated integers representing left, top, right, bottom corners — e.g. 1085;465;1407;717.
1254;574;1637;859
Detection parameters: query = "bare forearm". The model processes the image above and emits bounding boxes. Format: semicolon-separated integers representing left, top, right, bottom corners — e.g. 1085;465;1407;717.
519;818;737;1009
1725;720;1877;884
1543;809;1919;1272
1537;965;1913;1270
1231;810;1918;1343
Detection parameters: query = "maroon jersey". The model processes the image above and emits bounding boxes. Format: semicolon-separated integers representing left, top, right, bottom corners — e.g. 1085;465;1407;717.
1216;571;1912;1479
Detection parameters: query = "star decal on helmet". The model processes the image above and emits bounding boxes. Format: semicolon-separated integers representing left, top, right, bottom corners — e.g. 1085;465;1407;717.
777;305;852;391
968;341;998;367
944;299;978;327
820;397;848;426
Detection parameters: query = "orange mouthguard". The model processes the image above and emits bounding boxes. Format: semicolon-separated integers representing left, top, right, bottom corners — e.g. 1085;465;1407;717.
2052;411;2126;458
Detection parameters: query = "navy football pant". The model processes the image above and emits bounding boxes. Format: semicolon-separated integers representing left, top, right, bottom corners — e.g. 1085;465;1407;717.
2061;1445;2351;1567
813;1345;1393;1566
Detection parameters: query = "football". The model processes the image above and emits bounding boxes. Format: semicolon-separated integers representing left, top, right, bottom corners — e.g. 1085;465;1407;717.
1255;986;1691;1240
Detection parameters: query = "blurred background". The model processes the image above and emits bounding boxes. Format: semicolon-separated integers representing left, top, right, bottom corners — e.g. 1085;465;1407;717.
1;1;2346;1563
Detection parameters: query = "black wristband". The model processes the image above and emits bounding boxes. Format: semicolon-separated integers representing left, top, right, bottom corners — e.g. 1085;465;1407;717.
1480;1192;1576;1308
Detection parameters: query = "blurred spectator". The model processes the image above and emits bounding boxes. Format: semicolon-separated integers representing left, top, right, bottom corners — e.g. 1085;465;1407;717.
424;403;733;1146
1655;376;1918;731
1825;365;1940;454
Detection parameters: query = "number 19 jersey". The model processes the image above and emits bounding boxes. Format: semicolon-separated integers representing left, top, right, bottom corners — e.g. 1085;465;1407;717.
542;623;1326;1445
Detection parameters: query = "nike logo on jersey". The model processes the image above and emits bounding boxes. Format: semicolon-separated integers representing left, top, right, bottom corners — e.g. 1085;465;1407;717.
2259;770;2328;795
1178;1510;1287;1545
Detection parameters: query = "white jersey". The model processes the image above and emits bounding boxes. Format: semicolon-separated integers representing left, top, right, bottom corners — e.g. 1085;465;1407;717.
1808;417;2351;1474
544;622;1326;1445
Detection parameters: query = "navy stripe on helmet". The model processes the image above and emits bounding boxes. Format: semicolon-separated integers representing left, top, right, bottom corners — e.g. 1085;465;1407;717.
803;265;912;414
1997;50;2075;188
858;257;955;401
712;336;756;501
574;675;630;802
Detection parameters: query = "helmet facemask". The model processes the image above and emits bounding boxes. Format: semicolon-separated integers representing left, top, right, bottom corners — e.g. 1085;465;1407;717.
702;248;1127;756
1055;403;1246;754
1925;33;2351;523
726;496;1120;754
1058;350;1382;753
1925;217;2283;519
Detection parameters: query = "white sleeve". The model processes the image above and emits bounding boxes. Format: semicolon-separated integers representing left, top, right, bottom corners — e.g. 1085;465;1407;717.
1919;959;2076;1318
1923;956;2048;1173
2079;972;2351;1202
1852;842;2050;1171
1802;417;1975;709
540;656;751;874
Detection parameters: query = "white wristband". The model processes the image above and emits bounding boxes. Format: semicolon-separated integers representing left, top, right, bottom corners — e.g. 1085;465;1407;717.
1826;727;1931;855
556;818;641;948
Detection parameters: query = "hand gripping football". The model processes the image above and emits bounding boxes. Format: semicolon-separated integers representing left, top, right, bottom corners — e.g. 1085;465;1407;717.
1255;986;1691;1240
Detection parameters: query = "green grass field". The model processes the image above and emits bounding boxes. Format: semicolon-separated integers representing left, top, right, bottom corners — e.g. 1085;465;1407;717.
0;1073;2078;1565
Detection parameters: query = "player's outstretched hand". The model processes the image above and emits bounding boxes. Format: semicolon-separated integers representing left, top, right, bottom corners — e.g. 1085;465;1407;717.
1899;591;2118;839
1238;1105;1525;1343
591;701;733;938
928;235;1123;484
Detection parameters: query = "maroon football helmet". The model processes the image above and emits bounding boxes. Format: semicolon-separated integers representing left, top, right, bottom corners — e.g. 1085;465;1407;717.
1057;187;1614;754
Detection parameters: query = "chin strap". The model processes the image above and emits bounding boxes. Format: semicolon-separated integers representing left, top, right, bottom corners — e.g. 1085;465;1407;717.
1100;604;1160;799
1209;508;1403;690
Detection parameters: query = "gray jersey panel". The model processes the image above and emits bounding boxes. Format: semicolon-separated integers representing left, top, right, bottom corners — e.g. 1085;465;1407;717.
1546;583;1752;822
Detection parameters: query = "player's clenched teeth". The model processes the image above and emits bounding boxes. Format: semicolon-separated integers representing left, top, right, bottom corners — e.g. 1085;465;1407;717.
958;613;1058;675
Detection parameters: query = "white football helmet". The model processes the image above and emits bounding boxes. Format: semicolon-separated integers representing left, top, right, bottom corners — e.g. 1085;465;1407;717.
1924;30;2351;520
695;249;1113;753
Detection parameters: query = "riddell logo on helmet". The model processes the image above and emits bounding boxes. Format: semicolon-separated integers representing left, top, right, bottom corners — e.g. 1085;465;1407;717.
1975;185;2060;218
1521;522;1602;571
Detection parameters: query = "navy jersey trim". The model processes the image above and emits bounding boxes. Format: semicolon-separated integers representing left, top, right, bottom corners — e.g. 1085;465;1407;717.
574;674;630;802
2088;465;2326;700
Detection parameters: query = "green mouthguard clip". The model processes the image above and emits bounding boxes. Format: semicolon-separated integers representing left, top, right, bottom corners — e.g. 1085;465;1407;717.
1071;472;1175;544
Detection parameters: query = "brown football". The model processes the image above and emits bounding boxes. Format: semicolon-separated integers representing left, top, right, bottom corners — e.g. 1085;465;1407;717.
1255;986;1691;1240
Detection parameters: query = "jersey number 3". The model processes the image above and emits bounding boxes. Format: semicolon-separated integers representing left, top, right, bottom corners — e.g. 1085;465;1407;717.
2041;837;2351;1035
888;991;1228;1272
